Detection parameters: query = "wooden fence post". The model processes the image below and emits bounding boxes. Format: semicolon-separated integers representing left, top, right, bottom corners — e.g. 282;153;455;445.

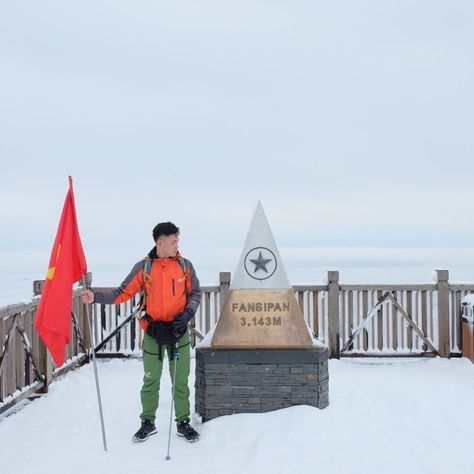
38;339;52;393
437;270;450;358
328;271;340;359
219;272;231;312
33;278;52;391
33;280;45;297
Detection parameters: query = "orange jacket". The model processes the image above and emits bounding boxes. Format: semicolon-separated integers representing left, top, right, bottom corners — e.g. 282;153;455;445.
93;249;201;329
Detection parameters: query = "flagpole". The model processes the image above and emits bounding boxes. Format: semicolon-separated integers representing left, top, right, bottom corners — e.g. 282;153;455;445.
82;275;108;452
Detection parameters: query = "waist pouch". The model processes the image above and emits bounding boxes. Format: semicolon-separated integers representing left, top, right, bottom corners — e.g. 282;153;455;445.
145;317;180;345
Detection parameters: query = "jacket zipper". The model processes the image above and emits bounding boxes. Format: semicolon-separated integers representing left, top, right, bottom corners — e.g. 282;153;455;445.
172;278;175;296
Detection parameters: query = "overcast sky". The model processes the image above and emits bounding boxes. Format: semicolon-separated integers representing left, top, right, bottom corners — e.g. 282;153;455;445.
1;1;473;302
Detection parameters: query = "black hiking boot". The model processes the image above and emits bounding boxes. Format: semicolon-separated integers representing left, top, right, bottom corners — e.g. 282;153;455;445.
132;420;157;443
177;419;199;442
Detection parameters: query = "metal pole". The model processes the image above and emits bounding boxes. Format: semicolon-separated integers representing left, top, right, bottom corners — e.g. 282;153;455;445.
166;342;179;460
82;275;108;452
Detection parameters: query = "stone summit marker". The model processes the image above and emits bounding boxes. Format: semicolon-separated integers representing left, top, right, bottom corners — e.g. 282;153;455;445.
195;202;329;421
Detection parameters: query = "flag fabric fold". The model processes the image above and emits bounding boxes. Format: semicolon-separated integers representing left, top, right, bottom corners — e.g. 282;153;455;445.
35;176;87;367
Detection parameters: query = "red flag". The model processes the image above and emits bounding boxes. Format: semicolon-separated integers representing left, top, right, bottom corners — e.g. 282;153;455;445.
35;176;87;366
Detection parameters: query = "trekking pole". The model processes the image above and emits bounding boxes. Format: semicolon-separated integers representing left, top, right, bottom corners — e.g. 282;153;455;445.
82;276;108;452
94;305;141;353
166;341;180;461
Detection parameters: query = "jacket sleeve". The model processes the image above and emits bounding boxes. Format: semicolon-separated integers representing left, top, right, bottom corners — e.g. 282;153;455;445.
184;259;201;316
93;260;144;305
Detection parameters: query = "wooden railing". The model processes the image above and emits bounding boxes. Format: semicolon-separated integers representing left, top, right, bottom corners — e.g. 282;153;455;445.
339;285;439;353
1;269;471;415
0;276;228;415
293;285;329;344
0;291;90;415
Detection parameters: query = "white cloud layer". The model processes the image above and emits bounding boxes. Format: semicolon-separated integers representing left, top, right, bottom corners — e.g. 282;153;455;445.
1;1;473;302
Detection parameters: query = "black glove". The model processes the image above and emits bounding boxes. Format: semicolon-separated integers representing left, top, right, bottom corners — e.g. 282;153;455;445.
172;309;193;336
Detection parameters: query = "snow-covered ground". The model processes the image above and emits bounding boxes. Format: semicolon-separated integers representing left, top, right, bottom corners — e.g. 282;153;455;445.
1;356;474;474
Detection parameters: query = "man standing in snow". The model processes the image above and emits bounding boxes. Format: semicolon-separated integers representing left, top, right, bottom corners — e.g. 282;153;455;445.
80;222;201;442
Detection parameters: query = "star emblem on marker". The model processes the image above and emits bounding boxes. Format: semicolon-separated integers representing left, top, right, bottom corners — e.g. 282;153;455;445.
250;251;272;273
244;247;277;280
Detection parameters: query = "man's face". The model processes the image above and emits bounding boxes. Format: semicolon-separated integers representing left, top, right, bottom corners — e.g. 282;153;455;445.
156;234;179;258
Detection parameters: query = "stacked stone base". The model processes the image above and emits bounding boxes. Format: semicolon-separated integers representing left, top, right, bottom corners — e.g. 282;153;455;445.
195;348;329;421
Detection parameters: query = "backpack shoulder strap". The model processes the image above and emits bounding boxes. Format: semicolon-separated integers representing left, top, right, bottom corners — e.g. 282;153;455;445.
177;257;187;276
143;256;153;280
177;257;190;299
139;256;153;312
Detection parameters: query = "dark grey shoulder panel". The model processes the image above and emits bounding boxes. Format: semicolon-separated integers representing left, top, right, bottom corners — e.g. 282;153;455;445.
184;258;202;316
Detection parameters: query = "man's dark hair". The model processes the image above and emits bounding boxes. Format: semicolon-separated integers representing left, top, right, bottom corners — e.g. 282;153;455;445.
152;222;180;241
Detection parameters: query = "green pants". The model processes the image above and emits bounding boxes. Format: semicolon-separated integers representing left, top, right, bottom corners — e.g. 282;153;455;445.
140;331;190;423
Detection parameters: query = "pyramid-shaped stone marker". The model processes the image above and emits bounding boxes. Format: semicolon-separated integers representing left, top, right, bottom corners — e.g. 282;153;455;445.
211;202;313;348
